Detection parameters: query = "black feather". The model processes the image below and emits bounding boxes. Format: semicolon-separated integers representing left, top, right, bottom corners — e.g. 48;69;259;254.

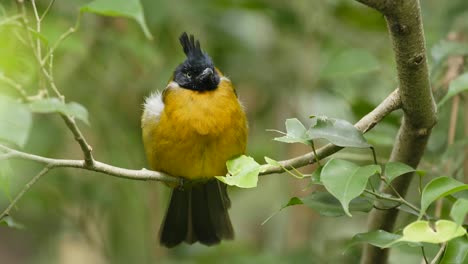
191;183;220;245
159;188;189;248
159;181;234;247
179;32;205;60
205;180;234;240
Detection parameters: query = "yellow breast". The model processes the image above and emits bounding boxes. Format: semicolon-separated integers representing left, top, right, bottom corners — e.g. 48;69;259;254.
142;77;248;180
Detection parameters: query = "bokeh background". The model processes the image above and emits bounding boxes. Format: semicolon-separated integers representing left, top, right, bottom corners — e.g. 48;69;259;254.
0;0;467;263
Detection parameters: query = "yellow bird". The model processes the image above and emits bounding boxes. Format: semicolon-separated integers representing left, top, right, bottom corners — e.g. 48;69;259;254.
141;33;248;247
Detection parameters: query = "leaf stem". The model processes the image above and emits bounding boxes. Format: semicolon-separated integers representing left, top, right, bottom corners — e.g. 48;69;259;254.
363;189;423;217
421;246;429;264
370;146;378;165
430;243;446;264
310;140;322;167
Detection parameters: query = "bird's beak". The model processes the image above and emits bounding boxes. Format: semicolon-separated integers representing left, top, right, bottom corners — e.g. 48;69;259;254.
197;68;214;81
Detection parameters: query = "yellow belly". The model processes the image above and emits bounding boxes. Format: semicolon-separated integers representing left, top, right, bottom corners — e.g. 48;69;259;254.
142;78;247;180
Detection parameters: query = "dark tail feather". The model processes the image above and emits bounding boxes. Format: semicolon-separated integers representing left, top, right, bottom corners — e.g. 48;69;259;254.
159;180;234;247
159;188;189;248
204;180;234;240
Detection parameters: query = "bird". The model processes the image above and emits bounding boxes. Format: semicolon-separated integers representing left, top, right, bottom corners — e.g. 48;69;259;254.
141;32;248;248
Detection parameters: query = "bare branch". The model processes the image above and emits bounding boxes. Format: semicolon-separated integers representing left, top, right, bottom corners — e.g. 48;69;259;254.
60;114;94;166
0;144;176;183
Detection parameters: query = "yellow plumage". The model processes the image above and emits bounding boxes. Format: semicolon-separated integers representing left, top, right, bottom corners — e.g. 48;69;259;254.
143;33;245;247
142;72;247;180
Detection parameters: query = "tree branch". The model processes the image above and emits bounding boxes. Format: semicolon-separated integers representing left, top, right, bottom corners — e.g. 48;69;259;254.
357;1;437;263
0;144;176;183
0;87;401;216
0;88;401;182
260;88;401;175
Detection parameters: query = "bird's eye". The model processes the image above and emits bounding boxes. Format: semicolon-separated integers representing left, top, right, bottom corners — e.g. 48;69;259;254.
185;73;192;79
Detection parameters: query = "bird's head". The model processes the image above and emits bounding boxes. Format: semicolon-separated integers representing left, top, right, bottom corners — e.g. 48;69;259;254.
173;32;220;91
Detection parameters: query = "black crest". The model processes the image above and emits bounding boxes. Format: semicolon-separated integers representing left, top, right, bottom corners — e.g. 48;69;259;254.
179;32;205;61
173;32;220;91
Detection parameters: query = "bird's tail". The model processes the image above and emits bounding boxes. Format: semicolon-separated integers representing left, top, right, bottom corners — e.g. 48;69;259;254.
159;180;234;248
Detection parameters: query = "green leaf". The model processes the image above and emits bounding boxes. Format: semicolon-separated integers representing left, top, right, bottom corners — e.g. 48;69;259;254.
440;236;468;264
438;73;468;107
0;95;32;147
264;156;280;167
420;177;468;218
64;102;89;125
300;192;372;217
321;49;380;78
350;230;422;251
321;159;378;216
263;192;372;224
307;116;371;148
215;155;260;188
351;230;403;248
81;0;153;39
29;98;89;125
450;198;468;227
261;197;303;225
384;162;415;184
311;166;322;184
397;220;466;244
273;118;310;145
0;215;24;229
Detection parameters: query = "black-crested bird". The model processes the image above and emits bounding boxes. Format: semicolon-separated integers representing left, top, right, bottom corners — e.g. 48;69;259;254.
141;32;248;247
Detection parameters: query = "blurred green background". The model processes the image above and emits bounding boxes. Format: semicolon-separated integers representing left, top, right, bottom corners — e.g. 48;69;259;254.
0;0;467;263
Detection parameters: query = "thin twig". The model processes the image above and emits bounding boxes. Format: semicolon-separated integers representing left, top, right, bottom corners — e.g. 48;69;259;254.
309;140;322;167
0;73;28;100
430;243;446;264
60;115;94;166
0;166;50;220
421;246;429;264
40;0;56;21
30;0;41;63
16;0;93;165
42;11;82;65
363;189;423;217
